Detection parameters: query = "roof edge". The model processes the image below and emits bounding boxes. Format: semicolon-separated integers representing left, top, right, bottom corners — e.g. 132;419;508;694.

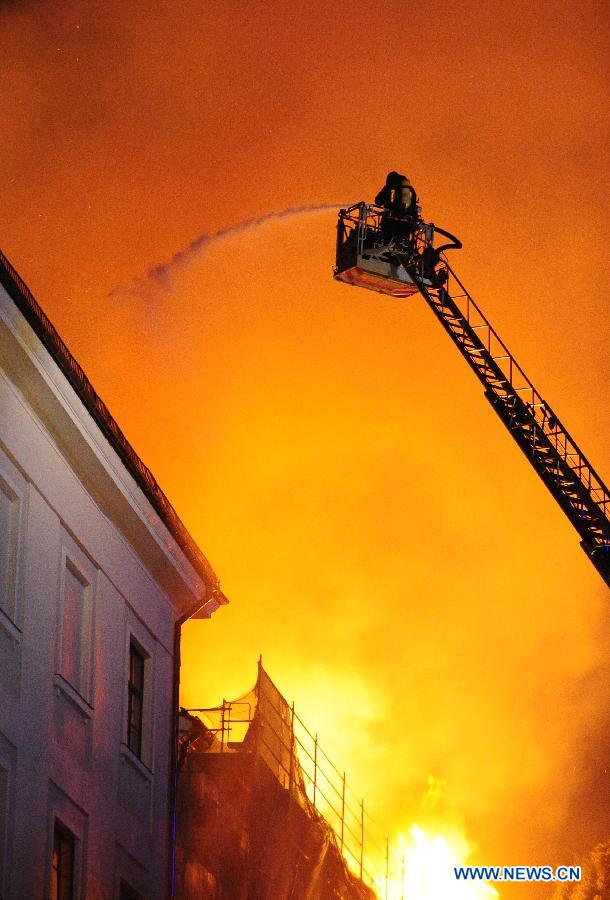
0;247;226;602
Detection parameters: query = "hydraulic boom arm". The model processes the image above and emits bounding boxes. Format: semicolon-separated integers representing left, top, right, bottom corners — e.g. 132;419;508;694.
404;256;610;587
334;200;610;588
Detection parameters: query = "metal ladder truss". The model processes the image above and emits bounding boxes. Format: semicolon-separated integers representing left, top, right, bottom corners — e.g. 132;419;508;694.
404;258;610;588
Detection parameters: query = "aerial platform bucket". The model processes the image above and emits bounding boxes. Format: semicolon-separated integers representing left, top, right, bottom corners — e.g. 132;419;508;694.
334;202;434;299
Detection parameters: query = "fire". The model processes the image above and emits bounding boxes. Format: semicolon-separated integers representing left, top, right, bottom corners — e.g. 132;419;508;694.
377;824;499;900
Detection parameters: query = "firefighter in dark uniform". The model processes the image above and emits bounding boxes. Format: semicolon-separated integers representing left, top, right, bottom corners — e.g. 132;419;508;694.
375;171;419;248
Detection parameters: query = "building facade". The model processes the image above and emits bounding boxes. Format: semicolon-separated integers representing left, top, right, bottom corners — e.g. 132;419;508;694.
0;251;226;899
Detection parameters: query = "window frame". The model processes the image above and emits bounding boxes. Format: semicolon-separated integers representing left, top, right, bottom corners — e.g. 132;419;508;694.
127;641;146;759
56;532;97;705
122;618;155;771
0;444;27;631
46;782;87;900
51;819;76;900
119;878;143;900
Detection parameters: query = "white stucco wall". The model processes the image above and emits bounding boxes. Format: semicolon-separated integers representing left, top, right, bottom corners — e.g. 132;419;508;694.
0;282;213;899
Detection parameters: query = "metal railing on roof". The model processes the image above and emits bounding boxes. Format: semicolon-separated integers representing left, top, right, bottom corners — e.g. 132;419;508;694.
186;659;393;896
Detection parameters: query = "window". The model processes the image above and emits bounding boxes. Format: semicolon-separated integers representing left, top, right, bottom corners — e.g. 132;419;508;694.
127;642;145;758
119;879;143;900
0;765;7;885
60;558;91;698
122;623;154;771
0;474;19;621
51;821;75;900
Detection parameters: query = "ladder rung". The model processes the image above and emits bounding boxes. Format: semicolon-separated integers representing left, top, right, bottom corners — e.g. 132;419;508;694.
425;281;610;563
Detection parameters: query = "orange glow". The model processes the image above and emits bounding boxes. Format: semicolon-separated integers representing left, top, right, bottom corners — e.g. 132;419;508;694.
379;824;499;900
1;3;608;896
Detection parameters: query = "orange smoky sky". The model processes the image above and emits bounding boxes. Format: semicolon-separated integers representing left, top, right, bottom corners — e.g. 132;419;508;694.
1;0;608;895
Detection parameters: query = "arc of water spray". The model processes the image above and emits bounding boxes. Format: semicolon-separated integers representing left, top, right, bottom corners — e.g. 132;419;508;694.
112;202;348;297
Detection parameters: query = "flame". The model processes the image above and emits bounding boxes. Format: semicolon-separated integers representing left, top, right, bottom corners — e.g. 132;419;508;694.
377;825;499;900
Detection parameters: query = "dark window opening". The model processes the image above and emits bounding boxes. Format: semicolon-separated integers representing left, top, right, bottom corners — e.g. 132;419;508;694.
119;878;143;900
51;821;75;900
128;641;145;758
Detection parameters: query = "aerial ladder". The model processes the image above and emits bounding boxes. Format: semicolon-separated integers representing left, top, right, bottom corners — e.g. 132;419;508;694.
333;195;610;589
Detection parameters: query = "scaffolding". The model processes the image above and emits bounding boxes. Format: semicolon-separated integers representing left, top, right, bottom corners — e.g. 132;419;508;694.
181;660;392;897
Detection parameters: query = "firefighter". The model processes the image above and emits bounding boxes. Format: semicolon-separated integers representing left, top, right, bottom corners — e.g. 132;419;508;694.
375;171;419;248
